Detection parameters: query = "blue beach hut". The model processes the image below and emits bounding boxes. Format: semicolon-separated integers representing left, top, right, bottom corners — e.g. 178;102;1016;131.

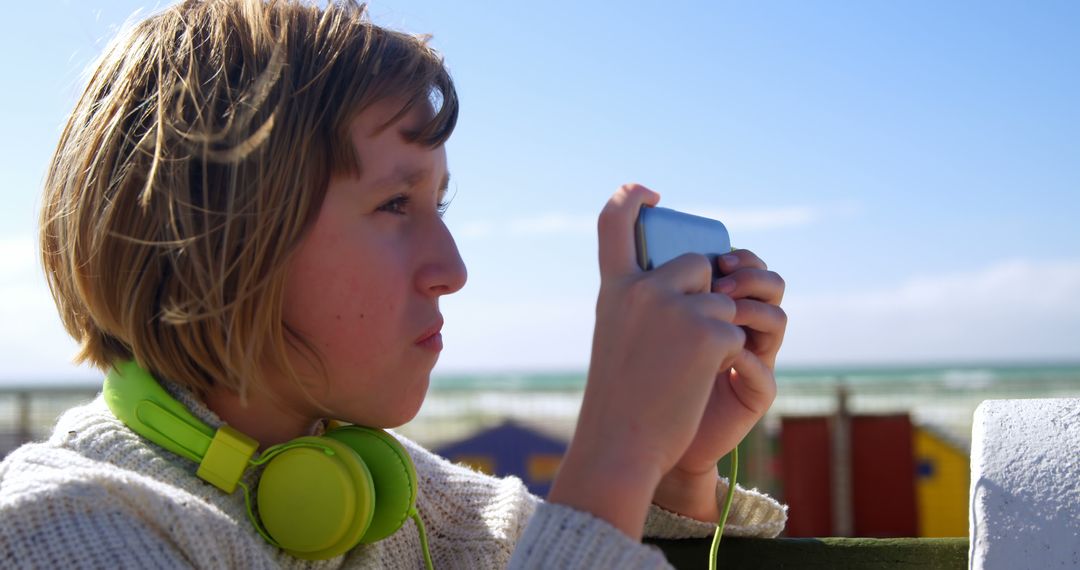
435;421;567;496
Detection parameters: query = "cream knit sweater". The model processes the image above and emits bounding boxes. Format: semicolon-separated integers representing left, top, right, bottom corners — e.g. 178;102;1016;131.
0;383;786;569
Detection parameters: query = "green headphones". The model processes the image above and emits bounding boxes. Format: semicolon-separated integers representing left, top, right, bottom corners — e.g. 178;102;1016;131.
103;360;432;565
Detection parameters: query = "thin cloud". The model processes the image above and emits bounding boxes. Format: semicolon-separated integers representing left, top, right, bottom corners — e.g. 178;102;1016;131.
448;214;594;239
0;236;48;313
451;204;835;240
442;257;1080;371
0;236;38;279
438;294;596;372
720;206;818;232
781;258;1080;364
694;203;860;233
507;214;594;236
0;235;93;382
455;221;497;239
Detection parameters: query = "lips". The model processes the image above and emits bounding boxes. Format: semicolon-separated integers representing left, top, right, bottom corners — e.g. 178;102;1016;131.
414;316;444;345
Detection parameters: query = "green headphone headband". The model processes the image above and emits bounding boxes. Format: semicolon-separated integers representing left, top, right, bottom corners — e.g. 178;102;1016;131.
104;360;258;493
102;361;429;565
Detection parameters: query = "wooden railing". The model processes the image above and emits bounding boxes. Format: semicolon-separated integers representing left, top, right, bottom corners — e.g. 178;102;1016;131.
650;536;968;569
0;386;99;457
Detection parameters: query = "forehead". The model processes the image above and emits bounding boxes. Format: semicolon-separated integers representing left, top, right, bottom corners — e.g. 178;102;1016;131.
351;97;436;140
347;98;447;181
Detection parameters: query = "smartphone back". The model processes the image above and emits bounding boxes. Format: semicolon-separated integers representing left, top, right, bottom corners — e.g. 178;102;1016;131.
635;206;731;275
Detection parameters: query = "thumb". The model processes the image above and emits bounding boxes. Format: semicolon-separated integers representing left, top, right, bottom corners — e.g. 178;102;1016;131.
597;184;660;279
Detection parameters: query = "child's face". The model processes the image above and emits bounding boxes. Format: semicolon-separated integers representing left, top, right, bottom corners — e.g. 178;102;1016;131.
278;98;466;427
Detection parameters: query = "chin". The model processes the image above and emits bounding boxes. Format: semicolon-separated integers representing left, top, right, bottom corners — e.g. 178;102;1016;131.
359;409;423;430
395;389;429;426
350;391;428;430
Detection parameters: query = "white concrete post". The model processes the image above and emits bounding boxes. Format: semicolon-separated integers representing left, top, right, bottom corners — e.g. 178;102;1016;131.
969;398;1080;569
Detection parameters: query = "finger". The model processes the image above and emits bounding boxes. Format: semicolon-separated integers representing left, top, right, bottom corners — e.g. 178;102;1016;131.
709;321;747;369
713;268;786;304
649;253;714;295
733;299;787;332
597;183;660;279
682;291;738;323
732;299;787;363
728;349;777;414
716;249;768;275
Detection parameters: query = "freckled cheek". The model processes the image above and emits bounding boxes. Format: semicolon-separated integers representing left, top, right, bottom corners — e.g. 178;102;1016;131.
305;240;410;350
333;275;401;339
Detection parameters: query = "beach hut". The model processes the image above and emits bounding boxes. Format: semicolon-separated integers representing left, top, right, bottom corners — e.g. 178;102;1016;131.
779;413;969;538
435;420;567;496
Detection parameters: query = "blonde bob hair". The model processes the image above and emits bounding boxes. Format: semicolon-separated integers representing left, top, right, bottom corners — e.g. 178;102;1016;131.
40;0;457;396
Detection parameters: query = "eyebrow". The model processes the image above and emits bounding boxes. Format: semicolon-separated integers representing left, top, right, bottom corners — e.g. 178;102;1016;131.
374;167;451;195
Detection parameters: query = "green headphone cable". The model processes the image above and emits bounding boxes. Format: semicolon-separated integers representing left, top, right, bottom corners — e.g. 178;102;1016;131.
237;480;280;547
410;509;434;570
708;444;738;570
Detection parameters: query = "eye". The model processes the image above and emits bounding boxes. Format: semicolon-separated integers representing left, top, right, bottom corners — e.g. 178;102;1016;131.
377;194;411;216
377;193;452;217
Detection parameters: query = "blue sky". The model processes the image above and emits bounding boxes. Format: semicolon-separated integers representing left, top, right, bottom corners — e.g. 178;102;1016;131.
1;0;1078;382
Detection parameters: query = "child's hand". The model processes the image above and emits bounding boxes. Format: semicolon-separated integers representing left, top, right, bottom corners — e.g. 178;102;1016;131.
652;249;785;522
548;184;748;538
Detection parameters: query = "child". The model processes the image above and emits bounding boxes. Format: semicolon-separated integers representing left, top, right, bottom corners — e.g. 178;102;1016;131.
0;0;788;567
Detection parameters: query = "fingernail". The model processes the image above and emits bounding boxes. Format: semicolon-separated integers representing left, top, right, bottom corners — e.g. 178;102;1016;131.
721;254;739;268
715;277;736;294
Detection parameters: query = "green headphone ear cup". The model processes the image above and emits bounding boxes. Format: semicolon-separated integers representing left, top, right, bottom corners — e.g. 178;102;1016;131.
255;436;375;560
324;426;418;544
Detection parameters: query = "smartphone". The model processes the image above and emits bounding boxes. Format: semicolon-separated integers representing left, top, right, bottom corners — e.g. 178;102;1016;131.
635;206;731;277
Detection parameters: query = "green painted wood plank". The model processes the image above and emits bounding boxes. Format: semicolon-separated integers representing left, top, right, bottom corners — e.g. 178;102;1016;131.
648;537;969;569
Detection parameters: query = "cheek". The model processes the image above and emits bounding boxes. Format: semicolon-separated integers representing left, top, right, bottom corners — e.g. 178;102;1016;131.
286;271;347;320
280;203;419;367
284;245;406;350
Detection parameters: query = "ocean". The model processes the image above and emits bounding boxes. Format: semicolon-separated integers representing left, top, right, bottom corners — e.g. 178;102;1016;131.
2;362;1078;455
395;362;1080;448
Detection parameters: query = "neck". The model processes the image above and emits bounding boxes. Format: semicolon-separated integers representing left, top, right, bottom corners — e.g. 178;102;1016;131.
204;383;320;449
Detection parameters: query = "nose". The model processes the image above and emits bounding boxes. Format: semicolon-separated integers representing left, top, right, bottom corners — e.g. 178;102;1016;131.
416;219;467;297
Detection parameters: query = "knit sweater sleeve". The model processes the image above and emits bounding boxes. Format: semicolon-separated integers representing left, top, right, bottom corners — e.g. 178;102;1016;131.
508;502;673;568
0;449;186;570
0;398;285;570
397;436;671;568
505;477;787;568
0;444;272;570
643;476;788;539
399;436;786;569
